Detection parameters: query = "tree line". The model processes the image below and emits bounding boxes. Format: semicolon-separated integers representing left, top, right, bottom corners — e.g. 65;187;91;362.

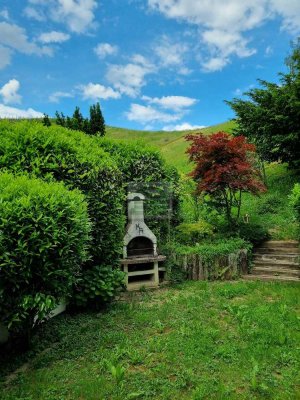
43;102;105;136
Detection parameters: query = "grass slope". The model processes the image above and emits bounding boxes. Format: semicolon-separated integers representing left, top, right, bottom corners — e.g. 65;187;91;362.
106;121;236;173
1;281;299;400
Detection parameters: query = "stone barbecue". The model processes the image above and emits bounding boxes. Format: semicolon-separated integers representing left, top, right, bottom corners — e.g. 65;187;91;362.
121;192;166;290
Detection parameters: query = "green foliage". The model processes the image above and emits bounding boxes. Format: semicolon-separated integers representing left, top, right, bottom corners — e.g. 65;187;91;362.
89;102;105;136
0;172;91;339
257;194;282;215
97;138;181;241
290;183;300;219
175;221;214;245
237;222;270;245
0;120;124;306
75;266;125;307
42;113;51;127
55;102;105;136
166;238;250;260
226;38;300;168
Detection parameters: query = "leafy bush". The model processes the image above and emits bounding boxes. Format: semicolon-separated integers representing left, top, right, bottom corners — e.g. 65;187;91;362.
257;194;282;215
237;222;270;245
98;138;181;241
0;121;124;306
290;183;300;219
0;173;91;340
175;221;214;245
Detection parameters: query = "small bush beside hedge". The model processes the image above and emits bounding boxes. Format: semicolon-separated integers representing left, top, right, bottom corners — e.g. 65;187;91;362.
0;173;91;340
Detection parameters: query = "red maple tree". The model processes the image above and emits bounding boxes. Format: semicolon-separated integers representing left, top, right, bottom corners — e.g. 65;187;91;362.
185;131;266;223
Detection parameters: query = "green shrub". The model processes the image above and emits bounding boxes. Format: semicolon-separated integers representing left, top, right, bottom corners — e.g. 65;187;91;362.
290;183;300;219
175;221;214;245
98;138;181;241
257;195;282;215
0;121;124;306
237;222;270;245
0;172;91;340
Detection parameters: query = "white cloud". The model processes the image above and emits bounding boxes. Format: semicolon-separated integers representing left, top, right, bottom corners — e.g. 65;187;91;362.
0;104;43;118
106;57;155;97
49;91;74;103
126;103;181;124
0;9;9;20
265;45;273;56
38;31;70;44
0;79;22;104
153;35;190;73
26;0;98;34
142;95;197;111
148;0;300;72
0;22;52;56
94;43;118;59
80;83;121;100
270;0;300;34
23;6;45;21
201;56;229;72
0;45;12;69
163;122;206;131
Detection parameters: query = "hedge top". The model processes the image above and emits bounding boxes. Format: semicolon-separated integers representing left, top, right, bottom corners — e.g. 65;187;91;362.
0;120;115;173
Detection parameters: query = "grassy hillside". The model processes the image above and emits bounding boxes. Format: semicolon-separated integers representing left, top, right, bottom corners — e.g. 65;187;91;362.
106;121;236;173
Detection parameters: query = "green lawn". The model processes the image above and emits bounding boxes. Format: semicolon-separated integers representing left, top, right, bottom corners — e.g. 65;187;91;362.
1;280;299;400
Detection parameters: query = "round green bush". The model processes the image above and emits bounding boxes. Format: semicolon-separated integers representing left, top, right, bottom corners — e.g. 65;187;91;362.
0;121;125;306
0;172;91;339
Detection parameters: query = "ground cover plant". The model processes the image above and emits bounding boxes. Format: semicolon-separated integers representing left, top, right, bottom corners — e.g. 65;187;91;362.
0;281;299;399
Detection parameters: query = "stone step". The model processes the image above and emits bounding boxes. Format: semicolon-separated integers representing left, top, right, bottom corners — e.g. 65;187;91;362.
242;274;300;282
252;266;300;277
253;260;299;269
253;254;300;263
258;240;299;249
255;247;300;255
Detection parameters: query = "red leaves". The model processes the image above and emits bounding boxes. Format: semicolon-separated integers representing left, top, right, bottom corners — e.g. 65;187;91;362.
185;131;266;196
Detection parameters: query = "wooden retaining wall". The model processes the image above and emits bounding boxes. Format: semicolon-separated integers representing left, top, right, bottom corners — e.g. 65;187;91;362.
169;249;249;280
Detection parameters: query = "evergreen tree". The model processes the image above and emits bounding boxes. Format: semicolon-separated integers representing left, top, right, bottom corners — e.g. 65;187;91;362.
43;113;51;127
89;102;105;136
226;38;300;169
55;111;66;127
72;106;84;131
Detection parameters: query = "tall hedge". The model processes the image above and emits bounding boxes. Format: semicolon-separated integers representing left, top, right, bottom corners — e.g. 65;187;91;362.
97;138;181;242
0;121;125;305
0;173;91;339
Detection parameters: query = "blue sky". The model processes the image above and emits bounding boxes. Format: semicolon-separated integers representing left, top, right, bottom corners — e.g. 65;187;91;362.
0;0;299;131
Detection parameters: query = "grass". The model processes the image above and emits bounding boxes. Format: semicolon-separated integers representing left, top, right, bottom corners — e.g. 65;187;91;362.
106;121;236;173
1;280;299;400
240;163;299;240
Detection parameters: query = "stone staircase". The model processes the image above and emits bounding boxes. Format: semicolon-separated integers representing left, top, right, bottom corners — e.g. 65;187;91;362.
243;240;300;282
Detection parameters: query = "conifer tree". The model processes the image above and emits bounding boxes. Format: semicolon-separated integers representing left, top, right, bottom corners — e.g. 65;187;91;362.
89;102;105;136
